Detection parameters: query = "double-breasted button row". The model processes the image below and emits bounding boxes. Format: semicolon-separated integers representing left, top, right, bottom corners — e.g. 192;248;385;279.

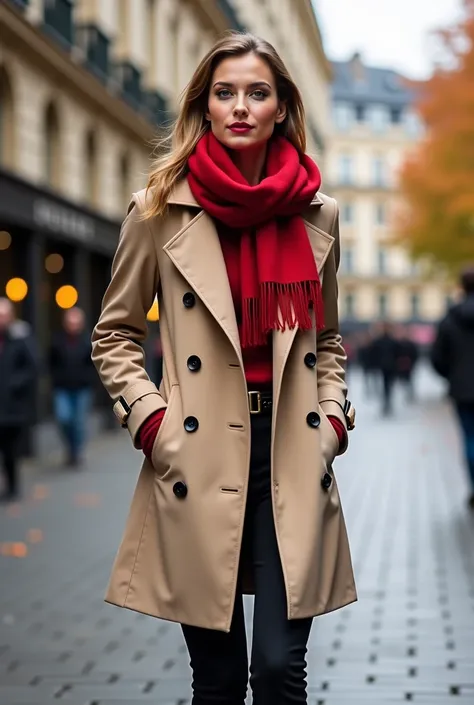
184;416;199;433
182;292;196;308
321;473;332;490
304;352;317;368
173;481;188;499
187;355;201;372
306;411;321;428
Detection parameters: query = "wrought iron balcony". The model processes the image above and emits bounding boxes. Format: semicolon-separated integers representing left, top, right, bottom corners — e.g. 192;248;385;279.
43;0;74;49
76;24;110;82
144;90;176;128
217;0;245;31
114;62;142;111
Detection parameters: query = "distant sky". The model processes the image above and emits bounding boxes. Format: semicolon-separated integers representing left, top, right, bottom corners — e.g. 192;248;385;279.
314;0;464;78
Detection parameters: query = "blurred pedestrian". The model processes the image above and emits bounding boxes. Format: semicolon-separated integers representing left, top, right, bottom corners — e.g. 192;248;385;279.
357;329;378;396
92;32;356;705
371;321;400;416
395;325;419;403
431;267;474;509
0;298;37;502
49;307;95;467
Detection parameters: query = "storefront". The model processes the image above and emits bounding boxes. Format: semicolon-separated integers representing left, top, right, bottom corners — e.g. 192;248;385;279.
0;167;120;417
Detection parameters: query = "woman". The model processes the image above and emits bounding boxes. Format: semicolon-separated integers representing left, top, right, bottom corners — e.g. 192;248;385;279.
92;31;356;705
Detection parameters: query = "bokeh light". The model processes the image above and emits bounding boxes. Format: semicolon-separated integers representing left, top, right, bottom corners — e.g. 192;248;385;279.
55;285;78;309
6;277;28;302
147;296;159;321
0;231;12;250
45;253;64;274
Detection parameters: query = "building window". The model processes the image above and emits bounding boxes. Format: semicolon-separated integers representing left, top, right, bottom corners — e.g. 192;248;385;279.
341;246;354;274
85;130;98;208
372;156;387;187
378;291;388;318
0;66;14;168
377;246;388;275
375;202;386;225
355;104;365;123
338;154;354;185
344;292;355;319
333;102;353;131
404;110;423;138
341;202;354;224
391;107;403;124
370;105;389;133
410;292;420;319
44;102;61;189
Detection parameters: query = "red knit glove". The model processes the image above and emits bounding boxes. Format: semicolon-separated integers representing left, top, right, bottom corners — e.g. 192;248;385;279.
328;416;346;449
139;409;166;459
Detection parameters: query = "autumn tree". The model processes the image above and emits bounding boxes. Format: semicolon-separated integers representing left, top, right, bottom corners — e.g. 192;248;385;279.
398;0;474;272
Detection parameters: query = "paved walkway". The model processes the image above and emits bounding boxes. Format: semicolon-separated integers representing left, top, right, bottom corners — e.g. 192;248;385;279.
1;366;474;704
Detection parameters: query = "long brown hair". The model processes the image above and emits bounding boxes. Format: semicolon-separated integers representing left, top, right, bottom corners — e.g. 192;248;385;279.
144;31;307;219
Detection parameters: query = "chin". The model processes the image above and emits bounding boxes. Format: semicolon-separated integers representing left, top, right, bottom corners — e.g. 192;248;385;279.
220;133;268;152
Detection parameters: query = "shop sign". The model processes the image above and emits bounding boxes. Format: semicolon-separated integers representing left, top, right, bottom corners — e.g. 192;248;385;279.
33;199;95;243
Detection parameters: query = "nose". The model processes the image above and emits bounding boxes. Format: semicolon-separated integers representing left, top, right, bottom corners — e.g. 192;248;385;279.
233;92;249;118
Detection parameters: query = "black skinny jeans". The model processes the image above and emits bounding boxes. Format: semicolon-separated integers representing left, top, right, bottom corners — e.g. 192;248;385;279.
181;413;313;704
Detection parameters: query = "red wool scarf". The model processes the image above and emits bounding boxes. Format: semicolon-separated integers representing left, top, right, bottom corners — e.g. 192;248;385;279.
187;131;324;347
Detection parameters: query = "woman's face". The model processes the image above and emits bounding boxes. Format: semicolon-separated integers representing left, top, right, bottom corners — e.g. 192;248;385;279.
206;52;287;151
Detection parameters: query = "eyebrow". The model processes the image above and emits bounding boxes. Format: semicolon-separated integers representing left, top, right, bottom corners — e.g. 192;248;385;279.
213;81;272;90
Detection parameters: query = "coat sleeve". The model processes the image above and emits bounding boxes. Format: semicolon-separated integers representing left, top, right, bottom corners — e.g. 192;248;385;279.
317;200;349;455
91;192;167;447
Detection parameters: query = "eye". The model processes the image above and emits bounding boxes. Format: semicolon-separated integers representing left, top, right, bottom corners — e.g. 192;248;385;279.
217;89;232;99
251;90;268;100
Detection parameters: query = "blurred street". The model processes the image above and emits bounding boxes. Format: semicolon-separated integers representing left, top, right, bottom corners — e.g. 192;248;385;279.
1;368;474;705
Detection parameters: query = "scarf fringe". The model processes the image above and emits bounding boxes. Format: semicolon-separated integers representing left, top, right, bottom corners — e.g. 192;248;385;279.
241;281;325;348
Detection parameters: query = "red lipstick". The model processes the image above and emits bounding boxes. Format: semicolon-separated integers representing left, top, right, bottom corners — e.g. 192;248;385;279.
228;122;254;134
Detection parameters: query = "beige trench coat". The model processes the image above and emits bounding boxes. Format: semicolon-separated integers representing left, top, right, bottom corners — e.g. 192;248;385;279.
91;178;357;632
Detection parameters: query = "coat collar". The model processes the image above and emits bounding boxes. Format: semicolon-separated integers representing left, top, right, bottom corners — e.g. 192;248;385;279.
163;177;333;391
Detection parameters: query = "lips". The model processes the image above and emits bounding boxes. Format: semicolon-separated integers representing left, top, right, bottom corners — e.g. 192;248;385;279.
228;122;254;133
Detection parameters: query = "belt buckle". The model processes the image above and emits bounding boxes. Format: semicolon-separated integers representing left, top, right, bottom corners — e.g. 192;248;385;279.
248;391;262;415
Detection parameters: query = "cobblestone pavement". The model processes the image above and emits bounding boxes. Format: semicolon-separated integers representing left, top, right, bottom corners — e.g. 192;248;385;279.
1;367;474;705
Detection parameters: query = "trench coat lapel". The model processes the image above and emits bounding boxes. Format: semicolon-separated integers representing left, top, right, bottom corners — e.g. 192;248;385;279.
272;214;335;417
163;208;243;367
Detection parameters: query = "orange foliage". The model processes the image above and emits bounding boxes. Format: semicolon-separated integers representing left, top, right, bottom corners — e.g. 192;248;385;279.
398;0;474;271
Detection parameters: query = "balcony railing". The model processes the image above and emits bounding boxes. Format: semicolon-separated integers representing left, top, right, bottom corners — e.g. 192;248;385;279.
76;24;110;82
114;62;142;111
43;0;74;49
144;90;175;127
217;0;245;31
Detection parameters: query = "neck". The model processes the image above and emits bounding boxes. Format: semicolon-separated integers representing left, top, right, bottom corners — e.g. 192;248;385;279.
230;143;268;185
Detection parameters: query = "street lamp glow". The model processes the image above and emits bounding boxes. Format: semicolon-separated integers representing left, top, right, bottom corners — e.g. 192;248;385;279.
6;277;28;302
147;296;159;321
45;253;64;274
0;231;12;250
55;285;78;309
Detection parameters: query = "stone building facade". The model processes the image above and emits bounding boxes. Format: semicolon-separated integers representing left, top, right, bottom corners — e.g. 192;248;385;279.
0;0;330;416
325;52;451;333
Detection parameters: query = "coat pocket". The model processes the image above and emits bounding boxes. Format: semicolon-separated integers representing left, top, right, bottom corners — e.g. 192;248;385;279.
151;384;179;476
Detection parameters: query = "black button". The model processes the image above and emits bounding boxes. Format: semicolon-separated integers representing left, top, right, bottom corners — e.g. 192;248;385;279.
321;473;332;490
182;292;195;308
184;416;199;433
306;412;321;428
173;481;188;499
187;355;201;372
304;352;317;368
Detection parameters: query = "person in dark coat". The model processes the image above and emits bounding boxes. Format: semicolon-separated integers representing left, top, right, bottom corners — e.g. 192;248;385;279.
0;298;38;501
395;326;419;402
371;321;400;416
431;267;474;509
49;307;95;467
